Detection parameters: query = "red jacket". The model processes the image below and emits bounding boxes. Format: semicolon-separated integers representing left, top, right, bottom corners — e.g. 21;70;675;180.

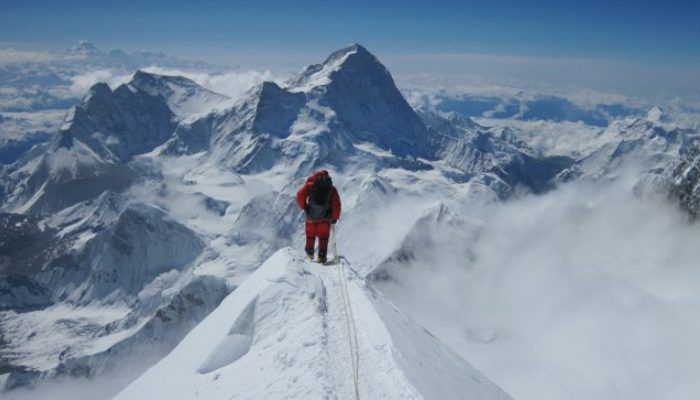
297;171;341;221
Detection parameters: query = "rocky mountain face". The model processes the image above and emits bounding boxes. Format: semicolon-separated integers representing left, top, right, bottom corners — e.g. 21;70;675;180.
1;81;173;214
0;68;234;216
670;143;700;218
290;44;435;159
128;71;231;120
62;82;175;163
0;186;222;389
0;41;224;170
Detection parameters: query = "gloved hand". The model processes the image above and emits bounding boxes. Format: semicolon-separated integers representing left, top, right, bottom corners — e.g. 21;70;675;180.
331;219;337;225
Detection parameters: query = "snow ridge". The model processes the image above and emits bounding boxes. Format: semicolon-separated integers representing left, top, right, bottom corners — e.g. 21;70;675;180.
115;248;511;400
129;71;232;121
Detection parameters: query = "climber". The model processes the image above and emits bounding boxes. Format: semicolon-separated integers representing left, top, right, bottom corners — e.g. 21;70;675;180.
296;170;341;263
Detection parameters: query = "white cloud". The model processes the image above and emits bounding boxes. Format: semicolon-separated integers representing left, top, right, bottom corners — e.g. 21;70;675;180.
64;66;287;102
68;69;132;96
0;48;56;65
3;362;145;400
140;66;287;101
402;89;442;109
387;52;700;102
475;118;605;158
395;71;648;111
373;172;700;400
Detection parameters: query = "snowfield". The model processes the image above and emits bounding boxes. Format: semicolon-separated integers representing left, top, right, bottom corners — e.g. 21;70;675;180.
115;248;511;400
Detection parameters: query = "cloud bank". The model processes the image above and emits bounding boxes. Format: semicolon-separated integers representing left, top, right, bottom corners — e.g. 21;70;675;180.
0;48;56;65
387;52;700;101
139;66;285;100
68;69;132;96
65;66;286;102
372;173;700;400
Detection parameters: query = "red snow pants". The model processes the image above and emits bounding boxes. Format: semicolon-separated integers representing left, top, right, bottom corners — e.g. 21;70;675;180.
305;219;331;258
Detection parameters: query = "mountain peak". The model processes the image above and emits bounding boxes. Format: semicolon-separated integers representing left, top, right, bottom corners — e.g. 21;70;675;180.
128;70;230;119
87;81;111;94
287;43;384;92
68;40;102;56
130;70;170;90
83;82;113;104
130;70;196;89
324;43;370;62
282;43;434;158
132;69;155;80
646;105;668;124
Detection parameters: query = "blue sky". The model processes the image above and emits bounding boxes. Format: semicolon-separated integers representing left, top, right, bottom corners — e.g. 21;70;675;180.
1;0;699;99
1;0;699;65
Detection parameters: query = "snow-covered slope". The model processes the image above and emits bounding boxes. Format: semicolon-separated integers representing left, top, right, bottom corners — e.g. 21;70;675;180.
559;106;697;181
115;248;511;400
128;70;232;121
289;44;435;159
419;109;573;194
0;81;171;213
0;189;227;390
0;70;231;214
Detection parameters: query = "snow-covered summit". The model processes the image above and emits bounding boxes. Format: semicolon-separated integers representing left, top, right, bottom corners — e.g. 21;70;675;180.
646;105;668;125
288;43;379;91
63;79;176;162
115;248;511;400
66;40;102;57
0;76;176;213
287;43;434;159
129;71;232;120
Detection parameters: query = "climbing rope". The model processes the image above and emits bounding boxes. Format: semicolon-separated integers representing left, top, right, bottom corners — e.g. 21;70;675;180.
332;225;360;400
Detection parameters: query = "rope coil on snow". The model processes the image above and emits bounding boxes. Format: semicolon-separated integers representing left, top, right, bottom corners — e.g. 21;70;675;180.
332;226;360;400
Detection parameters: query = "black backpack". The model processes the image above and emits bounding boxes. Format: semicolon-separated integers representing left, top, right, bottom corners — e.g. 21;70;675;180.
307;175;333;220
